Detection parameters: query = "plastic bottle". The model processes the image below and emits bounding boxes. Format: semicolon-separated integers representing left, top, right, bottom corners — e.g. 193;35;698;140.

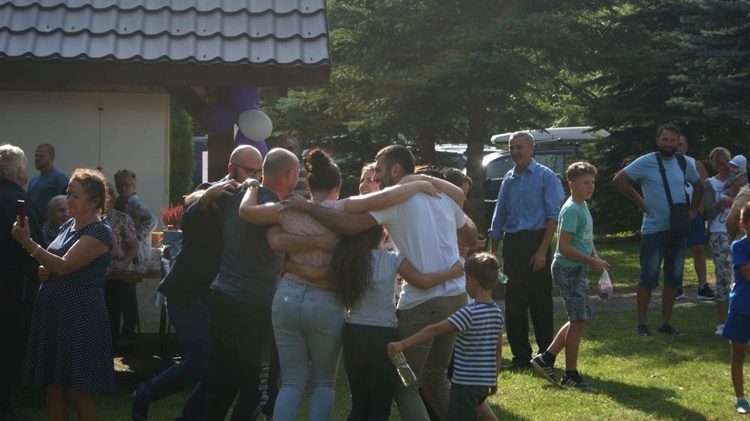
389;347;417;387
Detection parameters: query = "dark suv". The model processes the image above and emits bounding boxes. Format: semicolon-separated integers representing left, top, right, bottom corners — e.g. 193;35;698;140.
482;142;583;220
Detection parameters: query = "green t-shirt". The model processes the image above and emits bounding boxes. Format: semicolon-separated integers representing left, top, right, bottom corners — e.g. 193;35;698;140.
554;197;593;268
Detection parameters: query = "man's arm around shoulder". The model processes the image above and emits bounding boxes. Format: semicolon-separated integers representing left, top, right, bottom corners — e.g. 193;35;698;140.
457;214;478;249
291;199;377;235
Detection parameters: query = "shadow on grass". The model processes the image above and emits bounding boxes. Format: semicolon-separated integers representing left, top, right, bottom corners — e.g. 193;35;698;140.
584;305;730;367
487;401;533;421
590;376;708;420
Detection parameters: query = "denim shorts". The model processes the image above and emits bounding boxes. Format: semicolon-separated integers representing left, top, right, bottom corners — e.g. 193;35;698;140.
722;313;750;344
686;211;707;247
638;231;687;289
552;261;592;321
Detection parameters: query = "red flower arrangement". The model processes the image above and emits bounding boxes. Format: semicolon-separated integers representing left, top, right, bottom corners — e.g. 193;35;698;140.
160;204;184;229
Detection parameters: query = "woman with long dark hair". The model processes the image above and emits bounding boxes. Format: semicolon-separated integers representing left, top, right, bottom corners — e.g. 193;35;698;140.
330;223;461;420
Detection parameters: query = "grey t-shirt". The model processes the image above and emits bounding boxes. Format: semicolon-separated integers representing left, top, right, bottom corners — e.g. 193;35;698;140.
347;250;404;328
211;187;284;308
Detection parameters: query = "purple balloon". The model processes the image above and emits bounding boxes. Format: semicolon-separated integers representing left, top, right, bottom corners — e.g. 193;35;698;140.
230;86;261;111
198;104;238;134
234;131;268;157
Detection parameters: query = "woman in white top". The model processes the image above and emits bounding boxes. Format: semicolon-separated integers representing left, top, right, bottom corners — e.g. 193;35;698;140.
703;147;739;334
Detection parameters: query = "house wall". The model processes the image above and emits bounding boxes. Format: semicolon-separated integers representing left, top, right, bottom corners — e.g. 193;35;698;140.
0;91;170;227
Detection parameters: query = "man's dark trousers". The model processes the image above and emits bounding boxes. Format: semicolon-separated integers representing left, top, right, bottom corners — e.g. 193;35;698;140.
502;229;554;365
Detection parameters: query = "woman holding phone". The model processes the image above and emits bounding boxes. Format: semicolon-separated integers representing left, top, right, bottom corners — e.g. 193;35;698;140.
11;168;114;421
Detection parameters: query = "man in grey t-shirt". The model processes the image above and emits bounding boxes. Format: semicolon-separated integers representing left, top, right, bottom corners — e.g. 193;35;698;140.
204;148;300;420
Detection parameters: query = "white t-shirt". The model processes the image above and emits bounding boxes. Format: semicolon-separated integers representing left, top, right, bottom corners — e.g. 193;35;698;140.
369;192;467;310
707;177;730;233
347;250;404;328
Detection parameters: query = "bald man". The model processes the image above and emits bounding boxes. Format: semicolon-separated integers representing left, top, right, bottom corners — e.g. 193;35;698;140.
132;145;264;420
204;147;300;421
277;135;309;198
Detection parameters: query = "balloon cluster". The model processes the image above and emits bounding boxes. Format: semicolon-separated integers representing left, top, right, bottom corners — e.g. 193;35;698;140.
197;86;272;156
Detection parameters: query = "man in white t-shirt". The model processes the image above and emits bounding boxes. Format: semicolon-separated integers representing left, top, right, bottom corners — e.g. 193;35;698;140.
287;145;478;421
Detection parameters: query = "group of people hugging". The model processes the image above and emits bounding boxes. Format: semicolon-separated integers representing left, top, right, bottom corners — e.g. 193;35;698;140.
125;141;505;421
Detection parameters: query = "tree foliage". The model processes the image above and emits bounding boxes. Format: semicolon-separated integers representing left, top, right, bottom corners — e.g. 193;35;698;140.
169;103;194;206
270;0;749;233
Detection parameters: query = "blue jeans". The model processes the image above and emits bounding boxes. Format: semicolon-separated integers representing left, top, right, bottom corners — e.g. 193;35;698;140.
137;296;210;420
638;231;687;289
271;278;346;421
343;323;398;421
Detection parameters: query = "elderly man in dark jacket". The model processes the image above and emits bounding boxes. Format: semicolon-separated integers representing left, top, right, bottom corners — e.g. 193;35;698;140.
0;144;43;421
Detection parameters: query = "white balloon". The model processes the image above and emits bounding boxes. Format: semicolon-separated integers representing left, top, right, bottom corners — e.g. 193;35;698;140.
237;109;273;141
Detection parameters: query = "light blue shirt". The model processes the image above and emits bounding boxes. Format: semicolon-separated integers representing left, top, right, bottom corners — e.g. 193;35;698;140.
488;159;565;240
623;153;699;235
28;166;68;222
554;198;594;268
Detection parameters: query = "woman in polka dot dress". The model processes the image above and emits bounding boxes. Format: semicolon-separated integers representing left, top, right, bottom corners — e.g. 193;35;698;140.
12;168;114;421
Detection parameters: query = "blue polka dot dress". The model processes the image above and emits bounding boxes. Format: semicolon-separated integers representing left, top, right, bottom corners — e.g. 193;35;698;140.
23;219;116;393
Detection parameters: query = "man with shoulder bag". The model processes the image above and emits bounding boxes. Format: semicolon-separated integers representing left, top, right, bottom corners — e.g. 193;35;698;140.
613;124;702;336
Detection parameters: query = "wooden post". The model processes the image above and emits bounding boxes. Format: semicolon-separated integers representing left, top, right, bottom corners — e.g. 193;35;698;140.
207;131;233;182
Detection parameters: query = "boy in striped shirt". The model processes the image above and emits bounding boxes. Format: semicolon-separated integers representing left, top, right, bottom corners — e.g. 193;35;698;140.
388;252;504;420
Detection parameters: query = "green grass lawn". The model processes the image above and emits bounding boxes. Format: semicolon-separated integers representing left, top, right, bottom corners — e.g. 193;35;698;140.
594;238;716;290
12;238;742;420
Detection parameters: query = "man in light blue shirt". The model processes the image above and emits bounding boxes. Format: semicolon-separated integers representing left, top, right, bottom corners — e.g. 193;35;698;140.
489;131;565;370
614;124;702;336
28;143;68;224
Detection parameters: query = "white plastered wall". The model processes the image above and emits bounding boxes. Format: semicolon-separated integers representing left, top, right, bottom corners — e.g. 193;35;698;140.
0;91;170;227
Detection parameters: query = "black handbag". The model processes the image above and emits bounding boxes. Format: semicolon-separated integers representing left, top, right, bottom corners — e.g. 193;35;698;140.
655;153;690;237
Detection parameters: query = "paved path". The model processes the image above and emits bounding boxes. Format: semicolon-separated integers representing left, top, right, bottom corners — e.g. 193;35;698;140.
495;286;714;316
137;277;715;332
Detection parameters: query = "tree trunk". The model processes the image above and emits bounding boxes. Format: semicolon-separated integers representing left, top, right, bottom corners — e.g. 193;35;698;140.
465;94;487;232
417;132;436;165
207;131;234;182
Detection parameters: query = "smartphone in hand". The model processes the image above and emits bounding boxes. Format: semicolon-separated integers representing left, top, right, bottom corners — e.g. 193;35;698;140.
17;199;26;227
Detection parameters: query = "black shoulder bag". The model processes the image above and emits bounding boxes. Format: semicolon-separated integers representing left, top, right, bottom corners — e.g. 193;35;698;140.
655;152;690;237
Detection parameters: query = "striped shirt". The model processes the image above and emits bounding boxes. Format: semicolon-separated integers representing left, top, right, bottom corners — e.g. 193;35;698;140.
447;301;504;387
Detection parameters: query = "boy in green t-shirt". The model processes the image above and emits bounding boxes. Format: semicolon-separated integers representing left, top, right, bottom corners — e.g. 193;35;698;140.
530;162;609;389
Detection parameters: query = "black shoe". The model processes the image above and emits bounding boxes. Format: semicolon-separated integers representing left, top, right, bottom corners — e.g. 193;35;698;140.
697;284;716;301
530;354;557;385
657;322;683;336
635;324;651;337
504;360;532;372
560;373;590;389
130;391;150;421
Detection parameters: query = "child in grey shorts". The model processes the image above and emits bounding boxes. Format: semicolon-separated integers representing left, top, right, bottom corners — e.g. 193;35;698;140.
530;162;610;389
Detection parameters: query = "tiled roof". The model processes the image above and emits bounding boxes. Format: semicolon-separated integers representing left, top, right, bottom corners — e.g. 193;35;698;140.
0;0;330;68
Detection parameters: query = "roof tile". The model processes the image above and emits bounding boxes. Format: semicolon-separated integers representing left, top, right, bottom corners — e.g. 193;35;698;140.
0;0;330;67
